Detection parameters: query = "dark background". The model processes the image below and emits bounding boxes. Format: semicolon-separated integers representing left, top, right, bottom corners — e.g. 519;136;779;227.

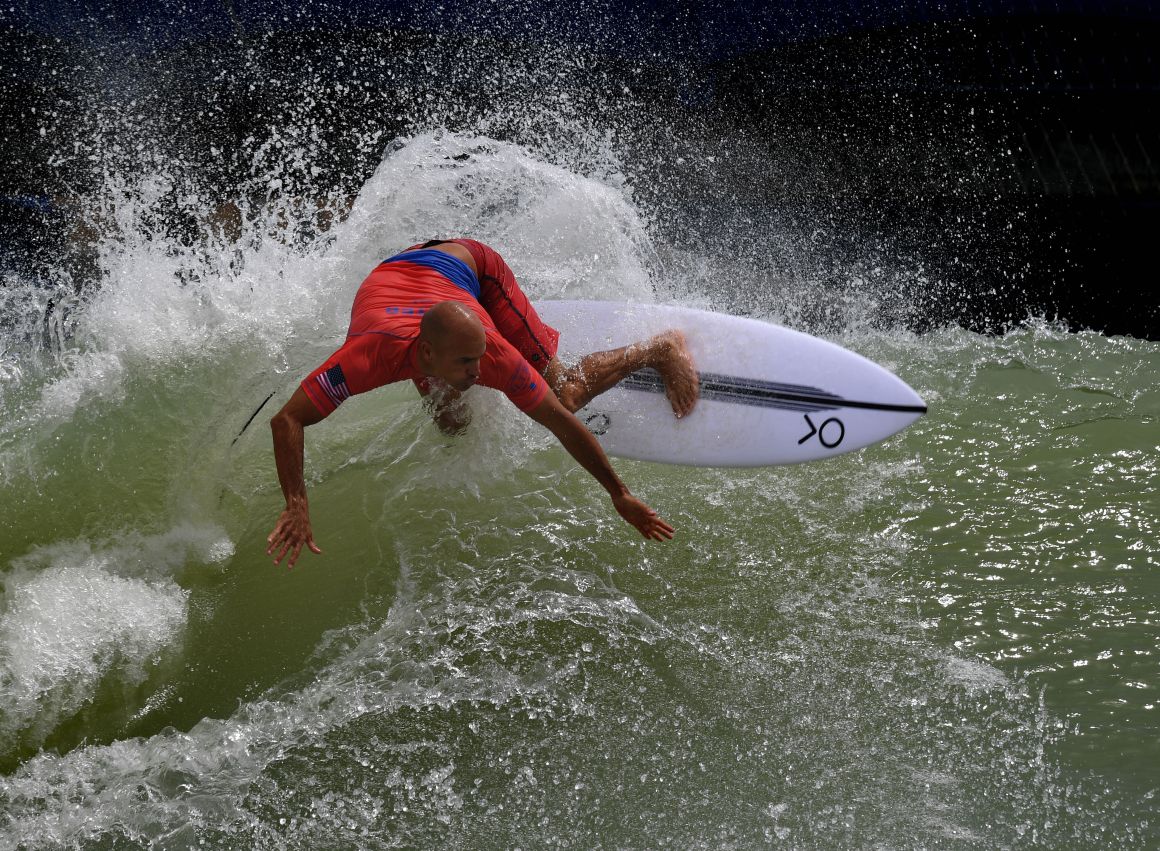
3;0;1158;338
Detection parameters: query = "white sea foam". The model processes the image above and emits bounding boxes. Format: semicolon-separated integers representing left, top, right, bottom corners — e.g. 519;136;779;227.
0;561;187;744
0;525;230;750
326;131;658;303
34;350;126;420
943;654;1010;693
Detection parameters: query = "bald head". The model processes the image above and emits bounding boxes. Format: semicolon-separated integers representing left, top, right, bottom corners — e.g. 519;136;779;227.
416;301;488;391
420;301;484;348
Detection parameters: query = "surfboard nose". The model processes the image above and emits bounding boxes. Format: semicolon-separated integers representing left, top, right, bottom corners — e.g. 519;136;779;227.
894;374;928;416
538;299;931;467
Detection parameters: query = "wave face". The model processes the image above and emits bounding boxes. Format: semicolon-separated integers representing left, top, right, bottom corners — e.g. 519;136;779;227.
2;24;1158;849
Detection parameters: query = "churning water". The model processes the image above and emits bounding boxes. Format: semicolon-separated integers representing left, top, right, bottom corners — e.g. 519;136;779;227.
1;29;1158;850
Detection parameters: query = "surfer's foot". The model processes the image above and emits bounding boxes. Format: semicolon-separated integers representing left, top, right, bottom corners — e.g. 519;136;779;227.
649;330;699;418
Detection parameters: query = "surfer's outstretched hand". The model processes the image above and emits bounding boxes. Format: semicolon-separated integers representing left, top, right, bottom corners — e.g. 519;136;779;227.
612;493;675;541
266;502;323;568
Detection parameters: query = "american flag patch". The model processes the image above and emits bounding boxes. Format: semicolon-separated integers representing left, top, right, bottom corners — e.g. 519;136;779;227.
316;363;351;408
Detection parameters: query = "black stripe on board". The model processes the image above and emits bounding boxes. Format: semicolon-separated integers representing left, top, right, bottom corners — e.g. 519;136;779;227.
619;369;928;415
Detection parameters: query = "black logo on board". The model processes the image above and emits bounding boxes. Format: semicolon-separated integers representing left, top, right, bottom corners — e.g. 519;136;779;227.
798;414;845;448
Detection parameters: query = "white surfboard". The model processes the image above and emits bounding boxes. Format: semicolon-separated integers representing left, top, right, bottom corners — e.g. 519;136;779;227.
536;300;926;467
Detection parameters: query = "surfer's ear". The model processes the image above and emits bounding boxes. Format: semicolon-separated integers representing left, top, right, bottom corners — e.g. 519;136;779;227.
416;337;436;367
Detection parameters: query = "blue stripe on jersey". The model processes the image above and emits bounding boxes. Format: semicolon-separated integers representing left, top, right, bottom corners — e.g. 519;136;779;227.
381;248;481;300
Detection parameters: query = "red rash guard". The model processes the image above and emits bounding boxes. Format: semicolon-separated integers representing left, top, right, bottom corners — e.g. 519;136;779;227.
301;258;549;417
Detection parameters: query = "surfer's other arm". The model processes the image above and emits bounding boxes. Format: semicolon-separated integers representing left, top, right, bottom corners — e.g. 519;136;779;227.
267;387;326;568
525;390;675;541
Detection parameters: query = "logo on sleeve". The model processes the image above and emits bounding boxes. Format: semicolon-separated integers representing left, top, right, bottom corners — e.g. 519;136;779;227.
506;361;536;398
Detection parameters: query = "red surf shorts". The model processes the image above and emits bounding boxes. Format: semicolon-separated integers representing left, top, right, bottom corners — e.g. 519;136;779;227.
430;238;560;374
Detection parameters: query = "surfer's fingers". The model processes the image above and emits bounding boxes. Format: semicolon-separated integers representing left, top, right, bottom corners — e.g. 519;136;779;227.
638;516;673;540
652;524;674;541
267;514;294;550
266;532;286;556
308;539;323;555
272;539;291;565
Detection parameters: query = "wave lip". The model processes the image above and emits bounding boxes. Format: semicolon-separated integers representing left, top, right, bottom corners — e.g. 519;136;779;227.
0;554;188;753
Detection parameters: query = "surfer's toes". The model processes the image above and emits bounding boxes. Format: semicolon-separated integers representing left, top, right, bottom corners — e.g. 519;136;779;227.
672;386;698;418
667;382;698;418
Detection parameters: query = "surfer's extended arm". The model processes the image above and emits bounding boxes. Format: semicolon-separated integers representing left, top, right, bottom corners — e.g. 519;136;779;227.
267;387;326;568
525;391;674;541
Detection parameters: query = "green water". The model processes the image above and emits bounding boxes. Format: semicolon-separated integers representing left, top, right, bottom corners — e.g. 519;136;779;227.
1;135;1157;848
899;326;1160;781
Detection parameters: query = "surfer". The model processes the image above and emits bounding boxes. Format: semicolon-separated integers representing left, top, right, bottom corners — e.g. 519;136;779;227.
266;239;699;567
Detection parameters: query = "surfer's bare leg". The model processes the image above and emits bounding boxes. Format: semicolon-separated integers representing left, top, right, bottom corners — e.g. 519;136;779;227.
545;330;699;418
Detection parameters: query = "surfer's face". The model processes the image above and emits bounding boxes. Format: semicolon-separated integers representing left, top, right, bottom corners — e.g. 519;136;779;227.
425;330;486;391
